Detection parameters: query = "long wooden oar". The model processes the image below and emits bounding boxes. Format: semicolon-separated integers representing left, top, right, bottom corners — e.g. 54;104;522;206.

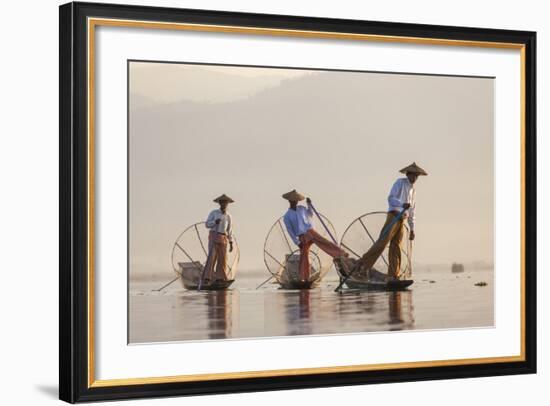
153;276;179;292
334;208;408;292
256;251;282;289
309;201;338;244
359;217;389;267
198;246;214;291
409;239;414;278
399;238;414;279
256;274;275;289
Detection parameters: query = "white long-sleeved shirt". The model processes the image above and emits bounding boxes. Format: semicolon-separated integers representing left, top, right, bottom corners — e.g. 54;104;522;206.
205;209;233;242
283;203;313;246
387;177;416;231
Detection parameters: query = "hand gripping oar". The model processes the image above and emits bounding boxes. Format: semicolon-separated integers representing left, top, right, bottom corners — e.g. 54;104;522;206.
334;207;408;292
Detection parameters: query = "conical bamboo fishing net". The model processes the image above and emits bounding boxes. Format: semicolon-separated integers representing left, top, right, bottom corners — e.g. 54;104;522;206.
339;212;412;280
263;212;337;286
171;222;240;281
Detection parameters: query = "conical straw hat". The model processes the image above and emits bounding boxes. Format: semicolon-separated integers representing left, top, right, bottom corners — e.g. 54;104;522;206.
282;189;305;201
213;194;234;203
399;162;428;176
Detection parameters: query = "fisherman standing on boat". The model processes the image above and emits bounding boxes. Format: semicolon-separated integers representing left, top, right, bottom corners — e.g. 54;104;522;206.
204;194;234;283
282;189;348;282
355;162;427;280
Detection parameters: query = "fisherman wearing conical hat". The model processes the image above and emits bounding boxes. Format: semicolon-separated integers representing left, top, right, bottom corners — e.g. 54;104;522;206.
356;162;427;279
203;194;234;283
282;189;348;282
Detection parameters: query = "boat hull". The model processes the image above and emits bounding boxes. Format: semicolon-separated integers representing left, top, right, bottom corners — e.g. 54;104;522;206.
182;279;235;291
177;261;235;291
278;278;320;290
334;258;414;291
343;278;413;291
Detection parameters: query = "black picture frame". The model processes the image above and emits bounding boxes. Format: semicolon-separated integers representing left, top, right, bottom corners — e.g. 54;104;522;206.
59;1;537;403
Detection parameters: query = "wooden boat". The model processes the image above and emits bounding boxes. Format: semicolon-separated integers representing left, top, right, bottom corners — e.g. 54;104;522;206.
334;258;413;291
263;213;337;290
171;222;239;291
176;261;235;290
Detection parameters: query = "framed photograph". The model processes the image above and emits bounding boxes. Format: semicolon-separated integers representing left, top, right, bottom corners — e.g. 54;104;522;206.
59;1;536;403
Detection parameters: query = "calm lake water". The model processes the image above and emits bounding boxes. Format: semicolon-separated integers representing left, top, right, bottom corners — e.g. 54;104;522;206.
129;268;494;344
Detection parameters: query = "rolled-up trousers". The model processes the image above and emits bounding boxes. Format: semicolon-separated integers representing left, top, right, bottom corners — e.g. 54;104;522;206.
298;228;347;281
358;211;405;278
204;231;229;281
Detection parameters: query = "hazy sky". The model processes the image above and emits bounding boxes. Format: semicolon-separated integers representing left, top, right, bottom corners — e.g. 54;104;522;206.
129;61;494;275
129;62;312;106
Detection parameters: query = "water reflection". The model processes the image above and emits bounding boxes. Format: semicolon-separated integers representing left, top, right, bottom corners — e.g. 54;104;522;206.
130;269;493;343
140;287;414;341
206;290;239;339
269;288;414;337
172;289;414;339
284;290;313;336
169;289;240;341
387;291;415;330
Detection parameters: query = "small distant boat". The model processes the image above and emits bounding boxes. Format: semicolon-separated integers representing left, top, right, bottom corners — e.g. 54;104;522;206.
263;214;337;290
334;258;413;291
171;222;239;291
451;262;465;273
